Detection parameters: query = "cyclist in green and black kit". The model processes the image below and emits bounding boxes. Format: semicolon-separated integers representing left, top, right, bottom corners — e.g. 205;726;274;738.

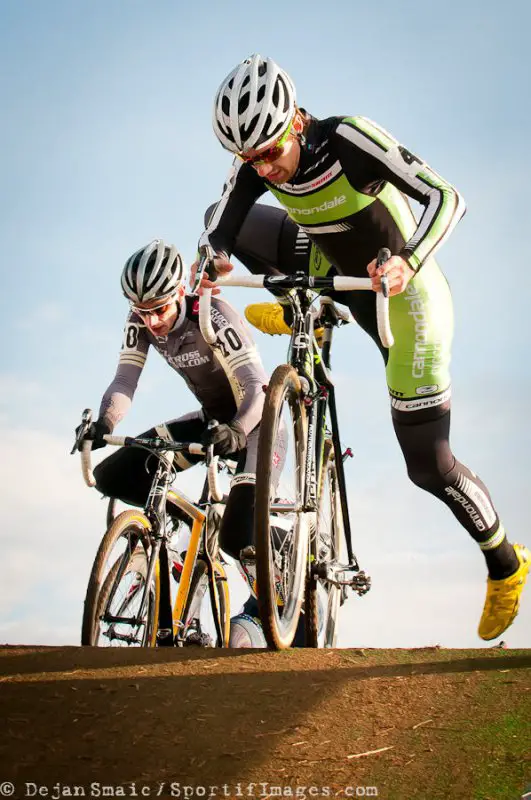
196;53;530;642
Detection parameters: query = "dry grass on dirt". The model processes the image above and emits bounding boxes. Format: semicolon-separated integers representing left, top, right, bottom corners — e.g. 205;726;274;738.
0;646;530;800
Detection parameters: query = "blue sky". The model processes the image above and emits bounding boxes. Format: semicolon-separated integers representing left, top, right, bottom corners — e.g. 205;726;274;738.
1;0;530;648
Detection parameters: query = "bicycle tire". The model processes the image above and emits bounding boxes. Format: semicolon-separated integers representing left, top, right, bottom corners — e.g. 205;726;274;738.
81;510;159;647
179;558;229;646
305;440;343;647
255;364;309;649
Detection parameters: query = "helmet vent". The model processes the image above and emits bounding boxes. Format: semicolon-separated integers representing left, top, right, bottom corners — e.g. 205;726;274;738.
238;92;250;114
242;113;259;140
278;76;291;112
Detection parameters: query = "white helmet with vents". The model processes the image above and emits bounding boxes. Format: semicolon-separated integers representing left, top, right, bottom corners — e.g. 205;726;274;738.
212;54;296;154
121;239;186;304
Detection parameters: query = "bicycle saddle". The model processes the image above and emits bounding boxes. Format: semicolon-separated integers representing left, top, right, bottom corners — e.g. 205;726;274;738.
318;296;353;325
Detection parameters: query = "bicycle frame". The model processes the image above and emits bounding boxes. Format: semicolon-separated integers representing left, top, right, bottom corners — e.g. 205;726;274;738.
195;252;394;571
279;283;359;570
191;251;396;646
168;479;229;647
194;259;393;583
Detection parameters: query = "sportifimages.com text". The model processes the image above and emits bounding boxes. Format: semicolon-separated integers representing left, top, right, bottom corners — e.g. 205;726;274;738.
0;782;379;798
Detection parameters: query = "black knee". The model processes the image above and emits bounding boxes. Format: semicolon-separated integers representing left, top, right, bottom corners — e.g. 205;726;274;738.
92;448;150;508
406;461;456;494
393;410;456;495
92;457;116;498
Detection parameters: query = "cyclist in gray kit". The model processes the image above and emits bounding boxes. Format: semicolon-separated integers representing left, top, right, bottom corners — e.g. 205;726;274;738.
196;53;530;641
85;240;278;638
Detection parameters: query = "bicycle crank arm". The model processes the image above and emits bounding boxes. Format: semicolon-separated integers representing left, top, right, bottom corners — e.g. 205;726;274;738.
102;629;144;645
102;613;148;626
328;574;372;596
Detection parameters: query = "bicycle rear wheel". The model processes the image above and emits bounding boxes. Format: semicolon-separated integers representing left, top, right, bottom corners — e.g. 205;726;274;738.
81;510;159;647
255;364;309;649
305;440;344;647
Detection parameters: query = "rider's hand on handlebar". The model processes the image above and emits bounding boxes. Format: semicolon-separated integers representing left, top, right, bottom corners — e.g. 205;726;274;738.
190;255;234;295
201;421;247;456
367;254;415;296
76;418;111;451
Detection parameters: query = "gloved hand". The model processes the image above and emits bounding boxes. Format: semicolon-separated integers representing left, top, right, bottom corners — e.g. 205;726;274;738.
76;418;112;451
202;421;247;456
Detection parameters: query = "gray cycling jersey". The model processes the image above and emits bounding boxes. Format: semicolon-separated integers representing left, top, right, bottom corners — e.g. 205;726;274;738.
99;295;268;437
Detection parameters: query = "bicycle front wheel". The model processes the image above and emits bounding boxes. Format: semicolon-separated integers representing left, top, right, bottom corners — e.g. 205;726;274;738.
305;440;344;648
82;510;159;647
255;364;309;649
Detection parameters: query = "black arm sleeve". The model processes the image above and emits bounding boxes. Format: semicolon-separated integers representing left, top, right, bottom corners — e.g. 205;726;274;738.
198;158;268;257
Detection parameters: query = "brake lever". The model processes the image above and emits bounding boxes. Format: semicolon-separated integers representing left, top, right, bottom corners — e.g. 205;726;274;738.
193;244;217;294
376;247;391;299
70;408;93;455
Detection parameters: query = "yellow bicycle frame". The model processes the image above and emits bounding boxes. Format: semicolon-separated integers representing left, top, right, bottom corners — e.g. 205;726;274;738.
167;489;230;646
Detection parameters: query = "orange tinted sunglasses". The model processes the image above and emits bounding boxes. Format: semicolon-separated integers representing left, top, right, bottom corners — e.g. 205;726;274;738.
238;123;293;166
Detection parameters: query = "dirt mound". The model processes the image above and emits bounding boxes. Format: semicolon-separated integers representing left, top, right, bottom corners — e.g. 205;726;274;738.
0;646;529;799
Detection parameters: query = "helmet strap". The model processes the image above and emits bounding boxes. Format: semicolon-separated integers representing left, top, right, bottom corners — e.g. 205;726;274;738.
293;108;313;152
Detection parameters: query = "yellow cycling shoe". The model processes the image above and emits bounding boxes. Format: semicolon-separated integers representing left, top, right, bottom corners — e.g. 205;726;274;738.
245;302;292;335
245;302;324;344
478;543;531;640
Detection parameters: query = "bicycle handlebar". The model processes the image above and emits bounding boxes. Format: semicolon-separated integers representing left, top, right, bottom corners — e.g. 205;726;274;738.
198;248;394;348
78;411;223;502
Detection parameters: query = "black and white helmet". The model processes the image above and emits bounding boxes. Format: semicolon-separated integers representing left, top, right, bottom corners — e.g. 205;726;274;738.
121;239;186;304
212;54;296;153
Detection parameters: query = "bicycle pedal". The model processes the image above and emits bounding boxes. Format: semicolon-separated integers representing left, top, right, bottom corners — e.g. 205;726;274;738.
239;545;256;562
350;571;371;596
156;629;174;647
184;631;213;647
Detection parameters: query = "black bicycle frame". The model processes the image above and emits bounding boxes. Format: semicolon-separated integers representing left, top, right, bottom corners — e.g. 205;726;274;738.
264;273;358;570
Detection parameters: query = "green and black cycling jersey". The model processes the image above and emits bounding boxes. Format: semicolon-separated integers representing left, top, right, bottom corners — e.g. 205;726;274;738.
200;114;466;277
200;113;465;408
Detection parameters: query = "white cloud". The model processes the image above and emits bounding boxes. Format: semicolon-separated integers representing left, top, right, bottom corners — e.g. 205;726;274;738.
0;426;102;630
